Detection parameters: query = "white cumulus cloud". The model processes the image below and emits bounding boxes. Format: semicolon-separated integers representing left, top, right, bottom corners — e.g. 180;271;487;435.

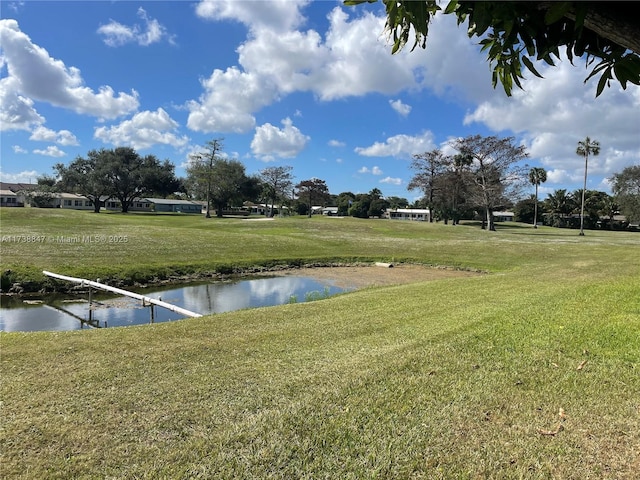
0;169;38;183
355;131;436;158
33;145;65;157
97;7;173;47
380;177;402;185
195;0;309;32
358;166;383;175
29;126;79;146
251;117;309;161
389;99;411;116
0;19;139;127
94;108;189;150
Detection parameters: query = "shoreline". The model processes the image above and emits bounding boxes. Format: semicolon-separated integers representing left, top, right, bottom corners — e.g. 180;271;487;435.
2;263;484;297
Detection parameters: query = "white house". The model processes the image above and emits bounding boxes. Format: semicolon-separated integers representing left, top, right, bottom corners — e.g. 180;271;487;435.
57;193;94;210
145;198;203;213
492;211;515;222
385;208;431;222
0;189;20;207
322;206;339;216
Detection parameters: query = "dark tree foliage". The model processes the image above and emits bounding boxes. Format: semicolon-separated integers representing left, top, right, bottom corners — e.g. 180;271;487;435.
295;178;330;218
347;189;390;218
610;165;640;224
385;196;409;209
345;1;640;96
514;196;538;224
335;192;356;216
408;149;448;223
259;166;295;217
54;150;114;213
103;147;177;213
207;159;256;217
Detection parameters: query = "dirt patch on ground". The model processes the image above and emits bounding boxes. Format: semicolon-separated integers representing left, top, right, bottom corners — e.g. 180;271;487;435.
264;264;482;289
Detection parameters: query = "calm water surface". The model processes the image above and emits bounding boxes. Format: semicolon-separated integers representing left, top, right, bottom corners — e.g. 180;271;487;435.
0;276;350;332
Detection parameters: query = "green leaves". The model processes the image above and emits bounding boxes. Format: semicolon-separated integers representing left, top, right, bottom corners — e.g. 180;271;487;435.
345;0;640;98
544;2;573;25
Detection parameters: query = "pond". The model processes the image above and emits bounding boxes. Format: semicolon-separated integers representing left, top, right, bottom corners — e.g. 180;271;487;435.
0;276;352;332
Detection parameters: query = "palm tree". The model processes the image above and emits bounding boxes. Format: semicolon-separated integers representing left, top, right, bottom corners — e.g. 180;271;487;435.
576;137;600;236
528;167;547;228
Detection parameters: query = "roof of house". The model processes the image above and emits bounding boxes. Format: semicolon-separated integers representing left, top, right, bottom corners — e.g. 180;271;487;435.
0;189;18;196
387;208;430;214
0;182;38;192
143;198;201;205
493;211;515;216
57;193;90;200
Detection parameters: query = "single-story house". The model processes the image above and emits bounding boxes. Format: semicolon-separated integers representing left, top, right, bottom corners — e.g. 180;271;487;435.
0;182;37;207
104;199;152;211
20;192;94;209
492;211;515;222
0;189;21;207
56;193;94;210
385;208;431;222
245;202;288;216
104;198;204;213
145;198;202;213
322;206;339;216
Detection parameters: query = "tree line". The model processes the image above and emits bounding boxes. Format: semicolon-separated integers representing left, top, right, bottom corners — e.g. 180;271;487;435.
35;142;338;216
36;136;638;231
407;135;639;232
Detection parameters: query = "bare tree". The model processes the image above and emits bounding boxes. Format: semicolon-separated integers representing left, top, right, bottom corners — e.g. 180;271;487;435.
451;135;529;231
188;139;224;218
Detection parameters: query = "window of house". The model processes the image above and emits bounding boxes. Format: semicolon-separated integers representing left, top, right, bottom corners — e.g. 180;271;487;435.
64;200;72;206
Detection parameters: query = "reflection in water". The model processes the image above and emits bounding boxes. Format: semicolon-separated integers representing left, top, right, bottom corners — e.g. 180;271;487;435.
0;276;349;332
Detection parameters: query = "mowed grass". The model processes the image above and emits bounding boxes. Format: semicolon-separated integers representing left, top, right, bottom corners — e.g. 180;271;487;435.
1;208;639;479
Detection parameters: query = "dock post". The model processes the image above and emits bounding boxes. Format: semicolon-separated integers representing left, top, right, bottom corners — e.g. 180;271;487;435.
88;286;93;324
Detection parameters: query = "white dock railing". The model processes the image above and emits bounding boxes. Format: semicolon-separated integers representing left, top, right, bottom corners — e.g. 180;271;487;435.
42;270;202;318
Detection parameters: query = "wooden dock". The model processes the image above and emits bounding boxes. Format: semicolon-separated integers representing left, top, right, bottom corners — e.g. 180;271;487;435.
42;270;203;319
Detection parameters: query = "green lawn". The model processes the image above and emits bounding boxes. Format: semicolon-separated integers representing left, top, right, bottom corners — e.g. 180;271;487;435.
1;209;639;479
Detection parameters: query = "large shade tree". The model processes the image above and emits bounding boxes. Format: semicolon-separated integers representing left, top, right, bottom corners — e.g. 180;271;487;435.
102;147;177;213
54;150;113;213
295;178;330;218
205;159;258;218
345;1;640;96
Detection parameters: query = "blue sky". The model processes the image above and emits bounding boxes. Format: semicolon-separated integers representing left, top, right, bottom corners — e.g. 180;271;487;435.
1;1;639;202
